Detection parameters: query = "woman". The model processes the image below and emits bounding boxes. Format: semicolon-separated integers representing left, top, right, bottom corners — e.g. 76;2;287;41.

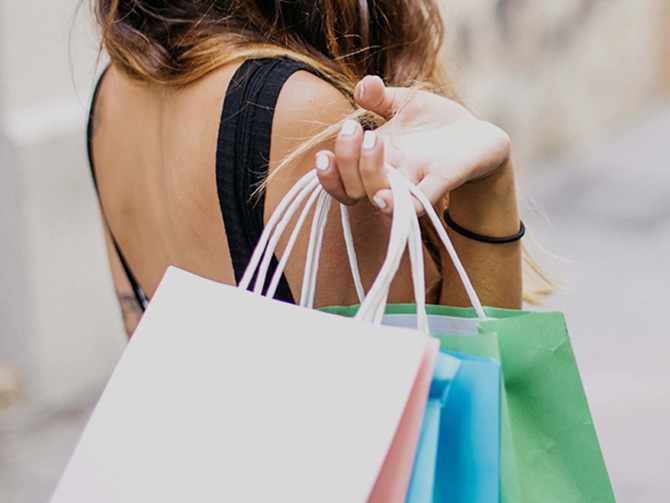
88;0;528;336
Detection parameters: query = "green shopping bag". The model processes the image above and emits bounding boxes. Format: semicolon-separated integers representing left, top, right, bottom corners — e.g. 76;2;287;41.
477;308;614;502
325;303;615;502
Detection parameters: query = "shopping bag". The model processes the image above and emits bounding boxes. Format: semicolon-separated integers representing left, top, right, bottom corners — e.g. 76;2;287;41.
51;167;441;503
406;352;461;503
477;309;614;502
329;306;615;502
406;350;501;503
435;351;500;503
370;335;439;503
50;270;438;502
326;304;524;502
326;303;521;501
321;166;615;502
384;305;615;503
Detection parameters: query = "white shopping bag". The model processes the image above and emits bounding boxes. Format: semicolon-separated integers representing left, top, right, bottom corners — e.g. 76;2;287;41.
51;267;437;503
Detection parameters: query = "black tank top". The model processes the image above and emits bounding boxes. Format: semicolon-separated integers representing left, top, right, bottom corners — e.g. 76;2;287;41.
87;57;318;311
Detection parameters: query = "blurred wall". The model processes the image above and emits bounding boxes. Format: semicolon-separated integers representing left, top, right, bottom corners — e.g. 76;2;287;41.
0;0;125;411
446;0;670;166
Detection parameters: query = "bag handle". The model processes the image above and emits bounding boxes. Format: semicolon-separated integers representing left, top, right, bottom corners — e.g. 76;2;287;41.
240;167;415;319
296;165;422;323
258;170;411;313
300;166;485;324
354;165;487;322
241;165;487;325
238;171;320;293
266;184;328;302
285;165;430;331
351;166;428;330
340;205;366;303
239;170;364;305
299;188;332;308
295;199;366;308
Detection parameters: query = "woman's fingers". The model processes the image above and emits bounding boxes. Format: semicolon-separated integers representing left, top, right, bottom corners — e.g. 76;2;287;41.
316;122;391;212
354;75;409;119
359;130;392;213
315;150;357;205
333;119;366;200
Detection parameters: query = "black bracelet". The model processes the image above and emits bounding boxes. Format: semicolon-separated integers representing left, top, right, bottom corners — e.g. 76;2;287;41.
443;208;525;244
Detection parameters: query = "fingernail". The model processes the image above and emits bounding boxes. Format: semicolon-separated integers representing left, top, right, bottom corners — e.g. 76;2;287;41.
358;79;366;101
340;119;358;136
373;196;387;210
362;130;376;150
315;151;330;171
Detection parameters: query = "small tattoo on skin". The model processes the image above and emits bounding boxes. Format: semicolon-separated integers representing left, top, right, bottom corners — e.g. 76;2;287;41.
118;293;141;311
118;293;142;337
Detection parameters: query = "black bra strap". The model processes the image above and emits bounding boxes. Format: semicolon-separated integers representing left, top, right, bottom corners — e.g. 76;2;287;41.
217;58;317;303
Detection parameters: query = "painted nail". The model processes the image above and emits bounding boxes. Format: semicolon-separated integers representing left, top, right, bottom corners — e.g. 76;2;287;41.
373;196;387;210
316;151;330;171
362;130;377;150
358;79;366;101
340;119;358;136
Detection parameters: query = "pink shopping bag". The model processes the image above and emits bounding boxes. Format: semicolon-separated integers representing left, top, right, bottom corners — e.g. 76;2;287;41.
50;267;436;503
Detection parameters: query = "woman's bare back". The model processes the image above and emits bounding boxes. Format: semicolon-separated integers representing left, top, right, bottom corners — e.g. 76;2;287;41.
92;64;239;296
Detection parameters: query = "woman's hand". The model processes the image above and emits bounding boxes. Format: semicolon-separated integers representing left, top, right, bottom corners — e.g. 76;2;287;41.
315;75;512;212
313;74;522;310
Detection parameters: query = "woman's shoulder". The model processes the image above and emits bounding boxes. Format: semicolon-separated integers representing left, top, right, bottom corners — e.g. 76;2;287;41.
273;65;353;135
268;62;353;174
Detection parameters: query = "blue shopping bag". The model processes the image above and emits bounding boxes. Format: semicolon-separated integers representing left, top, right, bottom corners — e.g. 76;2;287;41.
407;350;501;503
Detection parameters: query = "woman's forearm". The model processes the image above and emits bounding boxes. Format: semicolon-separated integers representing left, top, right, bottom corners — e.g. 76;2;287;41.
438;159;523;309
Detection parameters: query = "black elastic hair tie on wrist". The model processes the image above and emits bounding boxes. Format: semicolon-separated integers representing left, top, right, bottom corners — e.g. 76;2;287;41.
443;208;525;244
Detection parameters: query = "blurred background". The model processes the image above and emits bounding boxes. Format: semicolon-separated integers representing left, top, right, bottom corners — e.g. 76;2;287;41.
0;0;668;501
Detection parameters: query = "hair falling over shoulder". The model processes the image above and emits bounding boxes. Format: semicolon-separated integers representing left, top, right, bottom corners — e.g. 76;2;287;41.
88;0;556;304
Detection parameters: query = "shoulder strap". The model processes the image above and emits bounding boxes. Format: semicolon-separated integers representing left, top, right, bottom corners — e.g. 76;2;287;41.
216;57;316;303
87;67;149;311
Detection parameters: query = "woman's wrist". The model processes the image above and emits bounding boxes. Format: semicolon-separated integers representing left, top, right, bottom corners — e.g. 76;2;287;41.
447;158;520;238
439;157;523;309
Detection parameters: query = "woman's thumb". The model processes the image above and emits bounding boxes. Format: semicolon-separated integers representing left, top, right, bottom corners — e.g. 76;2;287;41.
355;75;408;119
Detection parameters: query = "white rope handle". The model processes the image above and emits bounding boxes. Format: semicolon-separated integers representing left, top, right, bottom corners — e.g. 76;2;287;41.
243;171;355;308
264;184;324;300
300;189;332;308
405;180;487;320
239;170;319;292
341;205;366;304
354;167;428;332
355;164;487;321
295;203;366;308
253;181;321;295
369;191;428;332
408;206;428;332
281;194;363;308
240;165;487;325
354;166;415;324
